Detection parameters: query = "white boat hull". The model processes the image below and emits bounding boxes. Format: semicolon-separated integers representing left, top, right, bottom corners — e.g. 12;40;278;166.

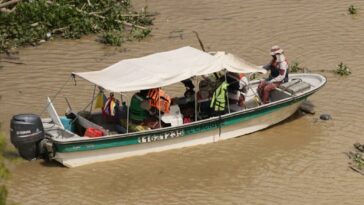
55;100;302;167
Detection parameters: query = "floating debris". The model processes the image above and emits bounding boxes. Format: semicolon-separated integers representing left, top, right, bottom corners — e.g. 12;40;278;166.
354;143;364;153
346;143;364;176
319;113;332;120
335;62;351;76
348;5;358;15
289;60;306;73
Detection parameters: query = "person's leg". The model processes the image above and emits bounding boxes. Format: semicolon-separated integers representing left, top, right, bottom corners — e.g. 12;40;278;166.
262;83;279;104
257;81;267;99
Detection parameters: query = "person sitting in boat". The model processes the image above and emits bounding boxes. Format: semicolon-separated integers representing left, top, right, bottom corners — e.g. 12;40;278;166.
102;92;120;121
258;45;289;104
210;81;229;116
226;72;248;110
197;79;213;118
147;88;171;114
130;90;150;123
181;79;195;99
202;71;225;91
101;92;127;133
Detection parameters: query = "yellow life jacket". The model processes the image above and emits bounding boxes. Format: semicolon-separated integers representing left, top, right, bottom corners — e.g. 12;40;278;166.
210;81;228;112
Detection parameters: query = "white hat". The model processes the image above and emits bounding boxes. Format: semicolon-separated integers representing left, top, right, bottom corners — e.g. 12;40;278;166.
270;45;284;55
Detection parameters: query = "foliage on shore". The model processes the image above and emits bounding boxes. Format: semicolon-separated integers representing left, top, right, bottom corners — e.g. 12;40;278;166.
0;0;154;52
0;124;9;205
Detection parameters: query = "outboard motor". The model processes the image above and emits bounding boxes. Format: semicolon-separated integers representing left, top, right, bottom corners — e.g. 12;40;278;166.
10;114;45;160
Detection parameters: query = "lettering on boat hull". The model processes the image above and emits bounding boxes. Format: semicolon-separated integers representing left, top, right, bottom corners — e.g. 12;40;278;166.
138;130;184;143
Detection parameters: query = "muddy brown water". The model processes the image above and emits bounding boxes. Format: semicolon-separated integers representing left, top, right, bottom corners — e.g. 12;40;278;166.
1;0;364;204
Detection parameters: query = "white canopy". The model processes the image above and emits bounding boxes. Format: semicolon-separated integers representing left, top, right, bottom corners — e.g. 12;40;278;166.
73;46;266;92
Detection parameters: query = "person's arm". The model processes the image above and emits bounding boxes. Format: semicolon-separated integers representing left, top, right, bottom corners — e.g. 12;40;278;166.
262;63;271;70
269;61;288;83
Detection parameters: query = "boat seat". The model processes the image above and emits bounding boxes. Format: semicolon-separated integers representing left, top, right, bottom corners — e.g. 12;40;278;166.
279;79;311;95
270;79;311;102
72;112;108;135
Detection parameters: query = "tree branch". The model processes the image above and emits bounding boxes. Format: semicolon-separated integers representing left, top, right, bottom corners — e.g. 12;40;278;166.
0;0;21;9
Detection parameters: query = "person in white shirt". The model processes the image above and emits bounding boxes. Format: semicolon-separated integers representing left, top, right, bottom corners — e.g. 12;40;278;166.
258;45;289;104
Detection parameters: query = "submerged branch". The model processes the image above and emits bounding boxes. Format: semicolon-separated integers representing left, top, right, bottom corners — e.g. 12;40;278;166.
119;12;159;17
117;20;147;30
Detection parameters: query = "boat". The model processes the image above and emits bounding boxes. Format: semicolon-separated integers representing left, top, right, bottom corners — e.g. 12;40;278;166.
10;46;326;167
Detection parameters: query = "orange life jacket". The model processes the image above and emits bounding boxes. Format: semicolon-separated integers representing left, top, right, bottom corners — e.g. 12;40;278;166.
147;88;171;113
227;72;245;80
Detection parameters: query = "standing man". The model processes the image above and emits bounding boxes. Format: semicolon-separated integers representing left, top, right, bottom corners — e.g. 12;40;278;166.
258;45;289;104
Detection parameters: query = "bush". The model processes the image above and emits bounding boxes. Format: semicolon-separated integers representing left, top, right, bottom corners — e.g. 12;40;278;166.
0;0;154;52
348;5;358;15
335;62;351;76
0;185;7;205
101;30;124;46
289;60;305;73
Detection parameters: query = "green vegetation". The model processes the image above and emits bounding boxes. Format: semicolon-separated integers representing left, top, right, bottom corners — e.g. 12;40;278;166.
0;185;7;205
0;0;154;52
289;60;306;73
351;152;364;169
347;150;364;176
335;62;351;76
348;5;358;15
0;124;9;205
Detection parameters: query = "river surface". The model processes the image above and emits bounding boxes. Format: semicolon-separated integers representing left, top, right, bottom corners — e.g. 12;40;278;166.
1;0;364;204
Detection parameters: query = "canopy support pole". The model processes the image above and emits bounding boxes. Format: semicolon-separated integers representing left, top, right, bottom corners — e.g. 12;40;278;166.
224;70;230;113
194;77;199;122
121;93;129;133
89;84;97;114
158;88;162;128
40;75;72;116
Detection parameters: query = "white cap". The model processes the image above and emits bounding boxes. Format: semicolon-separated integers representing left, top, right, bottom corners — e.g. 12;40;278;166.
270;45;284;55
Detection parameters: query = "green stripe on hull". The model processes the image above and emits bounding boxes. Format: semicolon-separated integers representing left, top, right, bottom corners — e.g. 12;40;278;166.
223;98;304;126
55;97;305;153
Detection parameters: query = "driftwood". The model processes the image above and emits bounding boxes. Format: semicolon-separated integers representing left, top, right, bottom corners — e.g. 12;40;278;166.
52;26;68;33
0;0;21;9
350;165;364;175
119;12;159;17
89;7;111;15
